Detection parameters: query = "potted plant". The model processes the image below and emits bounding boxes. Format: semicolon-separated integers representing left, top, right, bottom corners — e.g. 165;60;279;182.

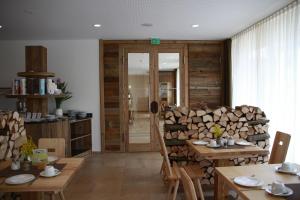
20;136;36;171
212;124;223;145
55;78;72;117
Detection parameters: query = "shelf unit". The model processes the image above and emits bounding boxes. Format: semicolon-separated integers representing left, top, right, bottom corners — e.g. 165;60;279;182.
6;94;66;99
17;71;55;78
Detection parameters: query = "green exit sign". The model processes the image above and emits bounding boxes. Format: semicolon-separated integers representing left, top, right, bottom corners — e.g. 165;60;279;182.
151;38;160;45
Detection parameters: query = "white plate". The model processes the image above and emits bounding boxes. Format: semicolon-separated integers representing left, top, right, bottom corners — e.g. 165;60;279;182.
275;166;298;175
192;140;208;145
5;174;35;185
48;156;58;163
206;144;221;148
40;169;61;178
233;176;264;187
235;140;253;146
265;185;293;197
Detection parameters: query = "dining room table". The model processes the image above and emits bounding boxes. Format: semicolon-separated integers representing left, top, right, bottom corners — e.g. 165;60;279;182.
186;139;269;167
186;139;270;200
215;164;300;200
0;157;85;200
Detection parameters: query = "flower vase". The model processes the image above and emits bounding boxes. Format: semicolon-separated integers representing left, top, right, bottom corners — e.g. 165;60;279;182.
216;137;223;146
22;160;31;171
56;108;63;117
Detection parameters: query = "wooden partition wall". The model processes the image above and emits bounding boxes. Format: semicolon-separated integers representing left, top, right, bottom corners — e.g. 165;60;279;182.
100;40;231;152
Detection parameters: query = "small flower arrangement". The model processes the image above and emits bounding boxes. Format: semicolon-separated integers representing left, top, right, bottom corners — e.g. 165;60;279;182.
20;136;36;160
55;78;72;109
212;124;223;139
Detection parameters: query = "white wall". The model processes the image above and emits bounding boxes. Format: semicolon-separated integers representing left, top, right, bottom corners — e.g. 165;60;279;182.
0;40;101;151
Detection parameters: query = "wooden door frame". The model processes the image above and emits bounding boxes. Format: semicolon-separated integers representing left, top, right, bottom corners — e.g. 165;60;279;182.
120;45;154;152
100;40;189;152
120;43;188;152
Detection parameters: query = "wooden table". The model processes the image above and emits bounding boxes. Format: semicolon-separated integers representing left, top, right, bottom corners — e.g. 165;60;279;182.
186;140;269;200
186;140;269;161
0;158;85;200
215;164;300;200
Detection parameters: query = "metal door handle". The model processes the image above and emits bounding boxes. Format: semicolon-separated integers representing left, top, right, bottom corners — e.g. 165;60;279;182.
150;101;159;114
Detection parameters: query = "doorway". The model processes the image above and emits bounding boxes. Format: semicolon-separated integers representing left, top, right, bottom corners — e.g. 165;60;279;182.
121;44;187;152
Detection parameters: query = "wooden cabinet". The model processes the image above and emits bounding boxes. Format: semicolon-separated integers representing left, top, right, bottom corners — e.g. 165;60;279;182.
70;118;92;157
25;118;71;156
25;118;92;157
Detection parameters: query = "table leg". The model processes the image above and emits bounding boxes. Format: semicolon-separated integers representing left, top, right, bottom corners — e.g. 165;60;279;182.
58;191;65;200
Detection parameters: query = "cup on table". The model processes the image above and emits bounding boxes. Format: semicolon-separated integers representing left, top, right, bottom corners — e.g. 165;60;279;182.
281;162;296;172
44;165;56;176
228;138;235;146
271;181;287;194
210;139;217;147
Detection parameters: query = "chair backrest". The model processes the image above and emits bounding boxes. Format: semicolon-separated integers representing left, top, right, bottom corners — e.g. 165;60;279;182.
179;168;198;200
155;124;173;177
269;131;291;164
38;138;66;158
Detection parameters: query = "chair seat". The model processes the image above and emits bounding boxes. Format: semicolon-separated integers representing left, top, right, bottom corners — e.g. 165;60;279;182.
168;164;203;180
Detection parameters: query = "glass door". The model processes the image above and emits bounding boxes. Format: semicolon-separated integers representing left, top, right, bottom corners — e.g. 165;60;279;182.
121;44;187;152
158;53;181;134
124;50;153;152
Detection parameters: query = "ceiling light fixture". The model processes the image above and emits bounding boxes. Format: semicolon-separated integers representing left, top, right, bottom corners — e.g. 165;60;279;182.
0;25;2;29
192;24;199;28
93;24;101;28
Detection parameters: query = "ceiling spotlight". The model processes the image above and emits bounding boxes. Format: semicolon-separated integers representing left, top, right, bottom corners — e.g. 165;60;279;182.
141;23;153;27
192;24;199;28
93;24;101;28
0;25;2;29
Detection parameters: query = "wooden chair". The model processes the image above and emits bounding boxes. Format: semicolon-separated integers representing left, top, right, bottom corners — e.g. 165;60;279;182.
38;138;66;158
269;131;291;164
38;138;66;200
179;168;199;200
155;125;204;200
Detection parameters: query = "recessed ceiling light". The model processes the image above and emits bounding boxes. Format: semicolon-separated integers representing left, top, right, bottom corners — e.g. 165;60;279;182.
192;24;199;28
141;23;153;27
0;25;2;29
93;24;101;28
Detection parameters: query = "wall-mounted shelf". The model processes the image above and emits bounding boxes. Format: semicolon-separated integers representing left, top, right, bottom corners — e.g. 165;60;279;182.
17;72;55;78
6;94;66;99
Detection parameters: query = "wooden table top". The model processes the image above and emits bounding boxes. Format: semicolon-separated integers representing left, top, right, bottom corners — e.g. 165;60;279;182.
215;164;300;200
0;158;85;192
186;140;269;160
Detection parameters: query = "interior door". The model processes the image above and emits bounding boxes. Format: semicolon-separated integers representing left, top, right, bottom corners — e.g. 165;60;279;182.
122;44;187;152
123;47;154;152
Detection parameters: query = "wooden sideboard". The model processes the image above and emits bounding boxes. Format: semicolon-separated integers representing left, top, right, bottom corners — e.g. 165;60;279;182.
70;118;92;157
25;117;92;157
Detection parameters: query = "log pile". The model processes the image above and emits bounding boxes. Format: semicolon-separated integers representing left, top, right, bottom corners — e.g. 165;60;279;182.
0;111;27;161
164;105;270;184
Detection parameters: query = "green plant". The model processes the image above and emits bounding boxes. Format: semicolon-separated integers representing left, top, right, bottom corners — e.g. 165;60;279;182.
20;136;36;159
55;78;72;108
212;124;223;139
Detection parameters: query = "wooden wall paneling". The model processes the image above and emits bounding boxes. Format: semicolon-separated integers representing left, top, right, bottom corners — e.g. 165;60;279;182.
223;39;232;107
188;42;224;109
102;42;121;151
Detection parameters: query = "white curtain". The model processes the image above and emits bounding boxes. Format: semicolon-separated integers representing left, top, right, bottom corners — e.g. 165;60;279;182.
232;1;300;163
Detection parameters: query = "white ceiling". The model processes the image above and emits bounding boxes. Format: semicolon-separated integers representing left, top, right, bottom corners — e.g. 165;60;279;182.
0;0;293;40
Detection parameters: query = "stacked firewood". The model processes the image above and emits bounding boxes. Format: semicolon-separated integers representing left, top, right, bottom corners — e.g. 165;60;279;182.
0;111;27;161
164;105;270;184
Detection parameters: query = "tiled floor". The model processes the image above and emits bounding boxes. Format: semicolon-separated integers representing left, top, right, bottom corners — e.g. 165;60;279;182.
65;152;214;200
65;152;170;200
